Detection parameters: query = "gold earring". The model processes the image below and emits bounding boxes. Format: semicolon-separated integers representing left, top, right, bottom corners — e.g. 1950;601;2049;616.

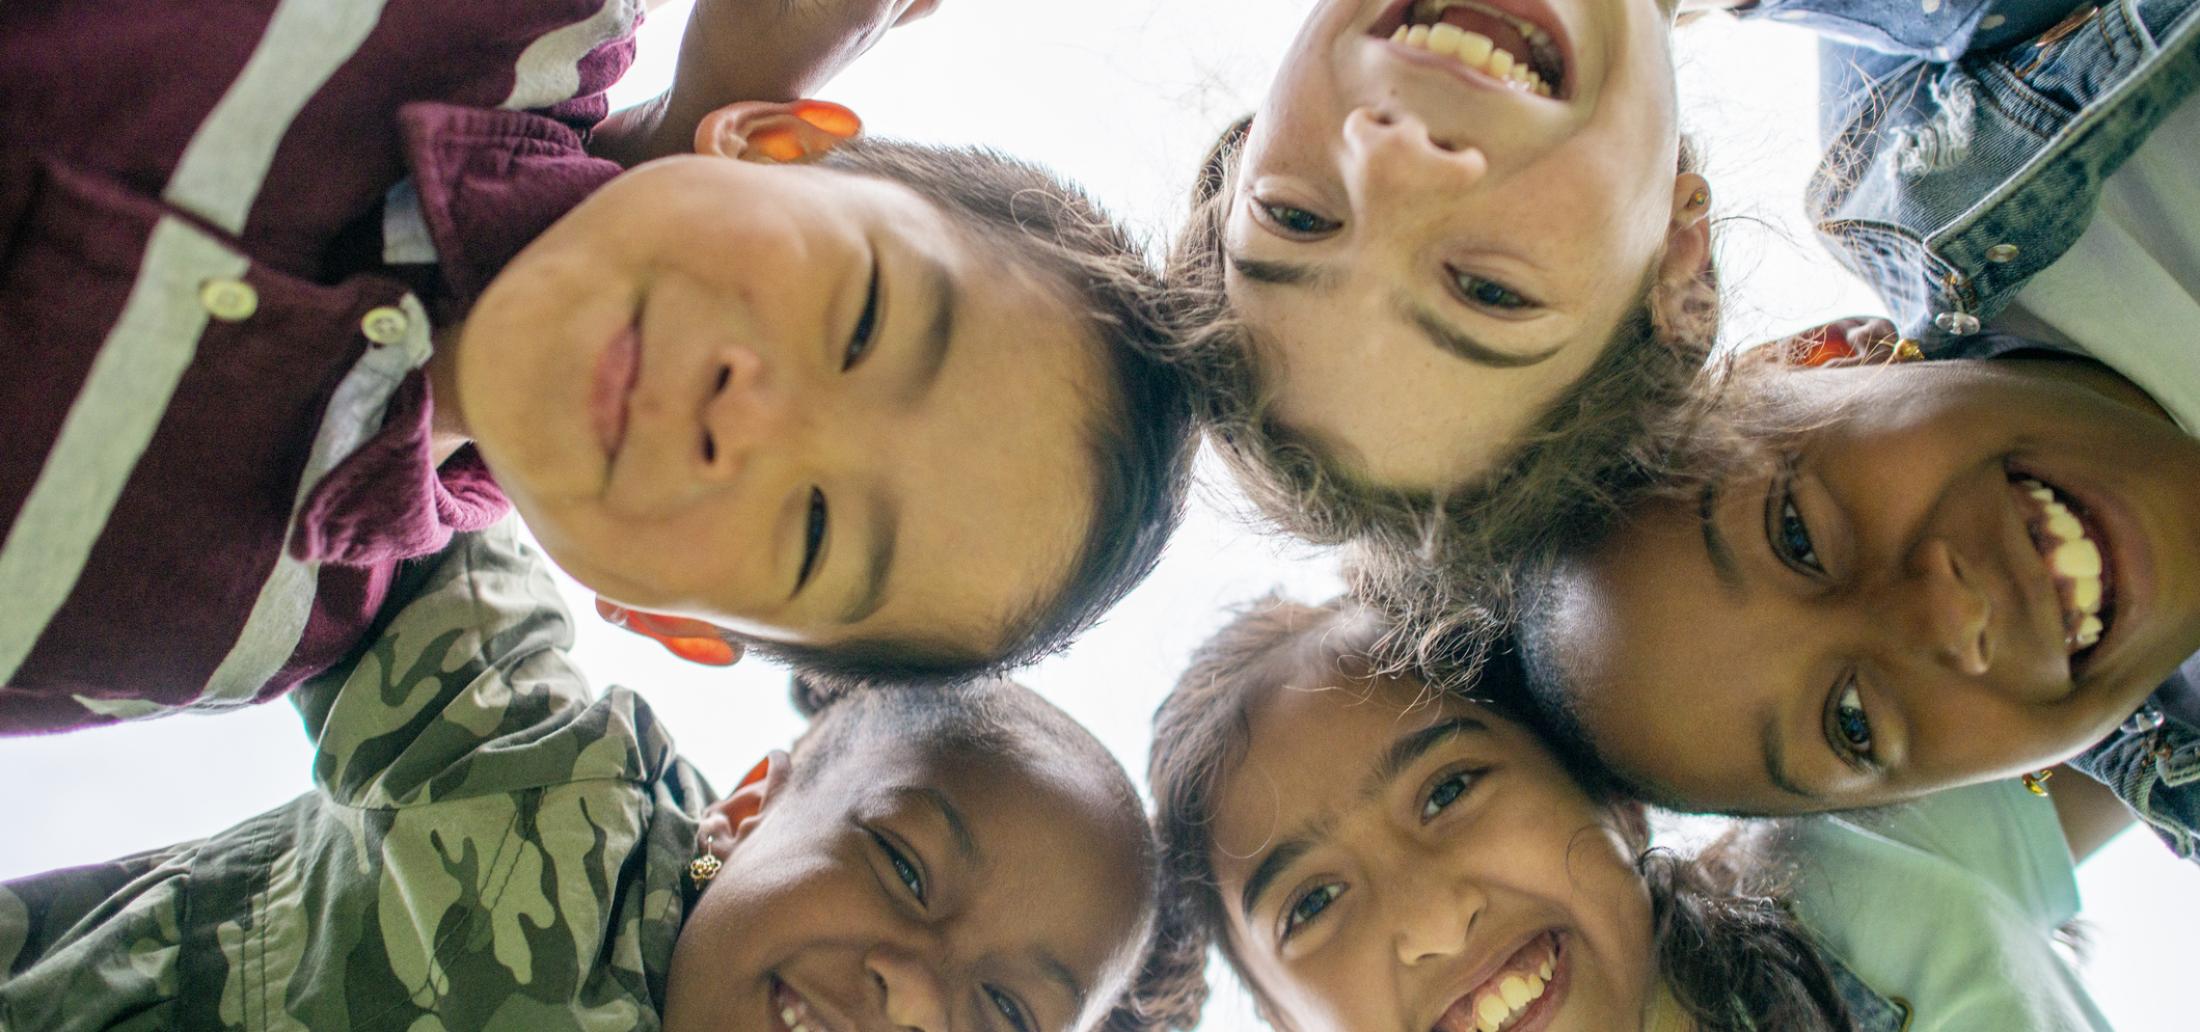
1688;185;1710;210
690;834;723;886
1889;338;1924;363
2020;769;2054;795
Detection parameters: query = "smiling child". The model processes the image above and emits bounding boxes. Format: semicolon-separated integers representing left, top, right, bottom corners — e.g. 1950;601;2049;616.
1165;0;1718;581
0;526;1162;1032
0;0;1194;732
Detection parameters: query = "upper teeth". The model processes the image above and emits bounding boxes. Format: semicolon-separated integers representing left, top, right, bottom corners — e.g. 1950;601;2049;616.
1390;7;1555;96
1456;949;1556;1032
2019;478;2107;651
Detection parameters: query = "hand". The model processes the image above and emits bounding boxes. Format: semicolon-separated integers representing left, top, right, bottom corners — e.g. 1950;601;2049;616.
683;0;944;102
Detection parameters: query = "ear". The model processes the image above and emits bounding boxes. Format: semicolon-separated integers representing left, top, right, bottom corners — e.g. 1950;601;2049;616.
1769;316;1909;368
1657;171;1713;289
1608;800;1652;854
595;598;743;667
692;100;862;164
893;0;944;27
697;750;792;853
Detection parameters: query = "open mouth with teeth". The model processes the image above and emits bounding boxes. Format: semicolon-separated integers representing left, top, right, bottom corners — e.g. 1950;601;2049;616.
2011;474;2116;666
1434;932;1564;1032
770;978;848;1032
1372;0;1568;98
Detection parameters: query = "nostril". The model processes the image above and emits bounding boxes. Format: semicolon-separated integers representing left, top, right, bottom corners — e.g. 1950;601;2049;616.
700;431;716;465
1370;109;1397;126
712;364;732;395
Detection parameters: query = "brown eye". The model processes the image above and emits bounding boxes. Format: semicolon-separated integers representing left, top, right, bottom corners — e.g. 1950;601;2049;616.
1256;201;1341;238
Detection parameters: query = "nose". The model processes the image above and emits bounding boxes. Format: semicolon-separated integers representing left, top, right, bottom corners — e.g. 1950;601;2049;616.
866;947;951;1032
697;344;793;479
1388;862;1484;966
1342;106;1488;198
1897;539;1993;676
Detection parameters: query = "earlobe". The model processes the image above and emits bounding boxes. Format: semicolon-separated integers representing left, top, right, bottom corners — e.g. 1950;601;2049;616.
1659;172;1713;286
594;598;743;666
692;100;862;165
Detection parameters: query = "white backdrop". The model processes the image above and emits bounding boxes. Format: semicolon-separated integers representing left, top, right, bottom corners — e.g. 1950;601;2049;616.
2;2;2190;1028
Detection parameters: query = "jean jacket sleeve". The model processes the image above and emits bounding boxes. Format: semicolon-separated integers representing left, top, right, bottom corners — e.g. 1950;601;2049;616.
1742;0;2093;58
2070;660;2200;864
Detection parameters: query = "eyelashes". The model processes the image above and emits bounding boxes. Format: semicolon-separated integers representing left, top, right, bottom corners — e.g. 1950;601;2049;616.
795;487;828;593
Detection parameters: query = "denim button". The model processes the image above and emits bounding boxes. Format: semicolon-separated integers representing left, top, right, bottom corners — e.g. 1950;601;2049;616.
1986;243;2019;263
199;278;258;322
1935;311;1980;334
360;306;410;346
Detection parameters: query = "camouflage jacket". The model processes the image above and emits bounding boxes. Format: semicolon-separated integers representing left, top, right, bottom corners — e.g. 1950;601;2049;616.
0;525;715;1031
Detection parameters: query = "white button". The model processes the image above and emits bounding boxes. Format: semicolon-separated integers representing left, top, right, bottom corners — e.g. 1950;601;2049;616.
1935;311;1981;335
360;305;410;346
199;279;258;322
1986;243;2019;263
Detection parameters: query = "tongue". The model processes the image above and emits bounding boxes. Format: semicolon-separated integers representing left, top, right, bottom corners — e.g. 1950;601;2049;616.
1433;7;1537;71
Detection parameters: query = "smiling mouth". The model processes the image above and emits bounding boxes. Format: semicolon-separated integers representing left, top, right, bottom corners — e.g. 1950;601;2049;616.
589;322;641;461
770;977;851;1032
1434;931;1563;1032
1373;0;1568;98
2011;473;2116;665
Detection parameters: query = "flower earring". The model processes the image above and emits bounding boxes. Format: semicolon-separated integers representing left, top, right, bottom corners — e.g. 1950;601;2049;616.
2021;769;2054;796
1688;185;1710;211
690;834;723;886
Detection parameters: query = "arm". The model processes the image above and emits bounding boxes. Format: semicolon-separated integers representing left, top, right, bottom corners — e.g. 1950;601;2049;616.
593;0;939;165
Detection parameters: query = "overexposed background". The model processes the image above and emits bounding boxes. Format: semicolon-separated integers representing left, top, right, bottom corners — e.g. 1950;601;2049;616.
4;2;2191;1028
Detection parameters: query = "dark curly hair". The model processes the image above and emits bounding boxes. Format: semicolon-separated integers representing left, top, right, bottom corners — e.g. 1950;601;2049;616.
1132;596;1853;1032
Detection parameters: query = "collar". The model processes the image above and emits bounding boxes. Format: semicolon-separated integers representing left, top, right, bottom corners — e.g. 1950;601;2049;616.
290;372;509;566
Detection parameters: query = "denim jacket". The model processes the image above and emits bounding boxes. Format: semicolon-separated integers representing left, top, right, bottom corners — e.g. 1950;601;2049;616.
1750;0;2200;347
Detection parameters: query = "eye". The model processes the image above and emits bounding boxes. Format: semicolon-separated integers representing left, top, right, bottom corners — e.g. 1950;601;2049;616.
1448;269;1534;312
1420;769;1477;821
1254;200;1341;238
1281;882;1344;939
984;986;1035;1032
795;488;828;593
870;829;927;905
844;254;882;371
1771;478;1824;575
1829;678;1875;766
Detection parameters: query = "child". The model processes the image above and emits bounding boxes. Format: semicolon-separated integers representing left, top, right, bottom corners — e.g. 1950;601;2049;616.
1162;0;1719;582
0;0;1196;733
1136;597;2128;1032
1506;334;2200;861
0;525;1162;1032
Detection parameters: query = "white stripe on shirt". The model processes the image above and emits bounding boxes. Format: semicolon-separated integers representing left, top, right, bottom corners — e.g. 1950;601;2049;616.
503;0;641;111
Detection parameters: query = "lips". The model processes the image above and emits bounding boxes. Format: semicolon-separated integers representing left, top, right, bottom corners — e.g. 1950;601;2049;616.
1433;930;1566;1032
1371;0;1571;98
769;977;852;1032
590;322;641;460
2009;472;2116;664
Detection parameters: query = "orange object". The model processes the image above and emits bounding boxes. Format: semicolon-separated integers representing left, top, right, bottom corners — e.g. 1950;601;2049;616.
792;100;860;138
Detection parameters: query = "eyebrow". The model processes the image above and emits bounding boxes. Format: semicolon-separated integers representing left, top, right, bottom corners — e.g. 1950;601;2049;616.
902;249;957;405
1235;714;1487;921
1396;297;1564;370
840;485;898;626
1224;251;1341;291
1697;482;1745;597
1037;950;1088;1018
1758;702;1820;802
903;784;979;862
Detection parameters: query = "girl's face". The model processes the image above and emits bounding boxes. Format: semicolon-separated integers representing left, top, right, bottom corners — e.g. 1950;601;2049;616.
663;738;1150;1032
1224;0;1701;490
1208;675;1658;1032
1542;358;2200;815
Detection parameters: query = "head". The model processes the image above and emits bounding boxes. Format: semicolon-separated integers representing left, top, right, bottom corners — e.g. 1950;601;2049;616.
1519;348;2200;816
1139;597;1848;1032
1168;0;1717;546
665;677;1161;1032
441;102;1194;680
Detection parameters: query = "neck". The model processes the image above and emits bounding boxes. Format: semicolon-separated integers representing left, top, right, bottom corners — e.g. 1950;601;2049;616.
1642;981;1697;1032
589;93;679;168
425;325;472;466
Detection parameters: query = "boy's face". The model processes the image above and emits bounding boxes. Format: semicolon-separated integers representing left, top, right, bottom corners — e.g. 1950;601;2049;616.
448;155;1104;657
1208;674;1657;1032
1224;0;1695;491
664;737;1151;1032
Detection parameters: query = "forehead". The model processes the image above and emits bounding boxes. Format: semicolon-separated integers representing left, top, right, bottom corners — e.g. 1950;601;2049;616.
860;240;1108;652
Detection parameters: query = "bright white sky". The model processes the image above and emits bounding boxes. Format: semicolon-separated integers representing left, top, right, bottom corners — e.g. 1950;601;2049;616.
2;2;2191;1028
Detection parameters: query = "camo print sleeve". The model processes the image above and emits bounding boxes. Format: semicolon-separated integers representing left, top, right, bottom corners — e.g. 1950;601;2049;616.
1;525;714;1031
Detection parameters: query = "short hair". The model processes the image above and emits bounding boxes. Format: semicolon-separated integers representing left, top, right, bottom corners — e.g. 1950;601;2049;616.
789;674;1166;1032
1135;597;1853;1032
1160;118;1724;641
742;139;1197;684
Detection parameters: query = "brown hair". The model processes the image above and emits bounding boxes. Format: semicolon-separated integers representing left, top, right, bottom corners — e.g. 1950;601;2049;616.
1133;597;1854;1032
742;139;1197;684
1160;120;1723;641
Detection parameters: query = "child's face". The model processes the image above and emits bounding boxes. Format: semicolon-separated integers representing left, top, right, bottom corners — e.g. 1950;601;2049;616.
1541;359;2200;815
1222;0;1696;491
449;155;1103;657
663;738;1150;1032
1208;674;1656;1032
